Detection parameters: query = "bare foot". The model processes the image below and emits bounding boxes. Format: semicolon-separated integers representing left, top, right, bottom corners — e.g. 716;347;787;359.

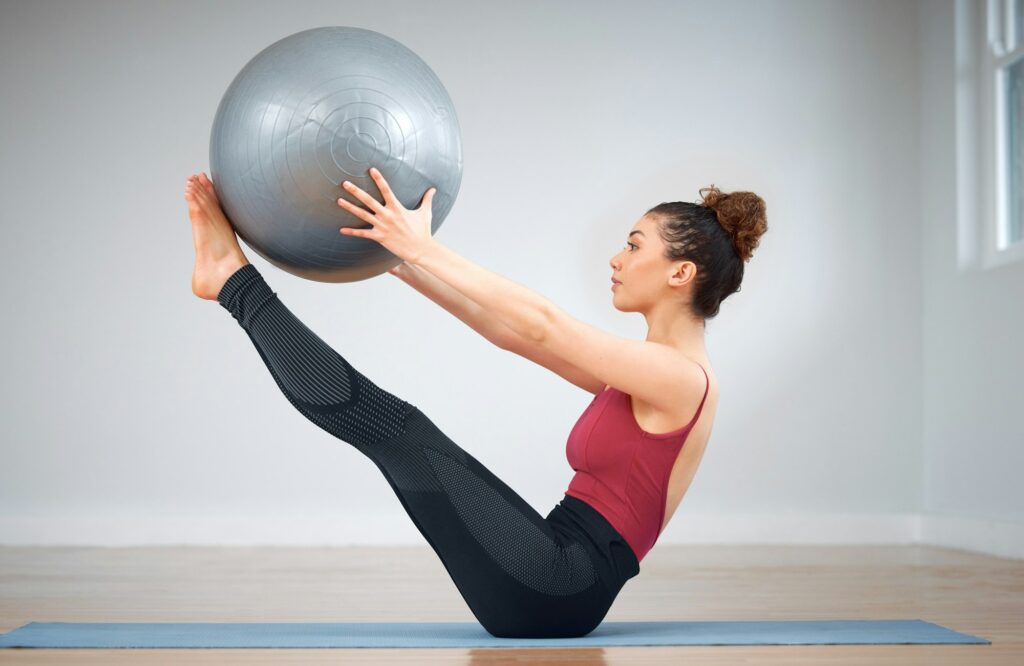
183;172;250;300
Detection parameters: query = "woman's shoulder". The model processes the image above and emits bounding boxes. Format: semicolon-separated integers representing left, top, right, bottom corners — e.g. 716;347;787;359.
603;355;711;395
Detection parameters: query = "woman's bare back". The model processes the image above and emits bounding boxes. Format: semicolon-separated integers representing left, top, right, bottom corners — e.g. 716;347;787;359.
604;363;718;533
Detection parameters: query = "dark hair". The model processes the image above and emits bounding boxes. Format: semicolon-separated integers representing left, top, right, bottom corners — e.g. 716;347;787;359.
646;185;767;320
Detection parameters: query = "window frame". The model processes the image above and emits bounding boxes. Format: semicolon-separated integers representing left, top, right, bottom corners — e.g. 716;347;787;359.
955;0;1024;270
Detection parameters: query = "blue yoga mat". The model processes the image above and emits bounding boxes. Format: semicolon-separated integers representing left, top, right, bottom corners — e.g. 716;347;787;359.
0;620;990;648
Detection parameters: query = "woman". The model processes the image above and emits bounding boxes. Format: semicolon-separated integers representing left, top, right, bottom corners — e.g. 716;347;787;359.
183;169;767;638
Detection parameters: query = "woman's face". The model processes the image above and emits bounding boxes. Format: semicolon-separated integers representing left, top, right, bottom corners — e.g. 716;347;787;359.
608;215;666;312
610;214;699;315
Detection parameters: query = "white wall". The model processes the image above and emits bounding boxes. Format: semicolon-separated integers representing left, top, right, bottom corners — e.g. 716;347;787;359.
0;0;1015;557
918;0;1024;557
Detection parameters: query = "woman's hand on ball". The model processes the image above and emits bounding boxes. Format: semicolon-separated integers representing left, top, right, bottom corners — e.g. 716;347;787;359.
337;167;436;264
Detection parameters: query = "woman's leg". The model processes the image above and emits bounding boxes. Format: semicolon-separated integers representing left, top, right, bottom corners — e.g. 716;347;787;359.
216;263;617;638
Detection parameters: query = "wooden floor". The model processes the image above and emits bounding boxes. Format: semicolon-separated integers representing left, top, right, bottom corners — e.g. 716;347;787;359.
0;544;1020;664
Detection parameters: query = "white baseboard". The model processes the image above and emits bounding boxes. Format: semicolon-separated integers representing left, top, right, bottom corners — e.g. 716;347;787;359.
658;511;1024;559
915;512;1024;560
0;510;1021;559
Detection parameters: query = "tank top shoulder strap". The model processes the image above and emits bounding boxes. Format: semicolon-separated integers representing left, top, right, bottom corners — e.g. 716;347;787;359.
683;364;710;430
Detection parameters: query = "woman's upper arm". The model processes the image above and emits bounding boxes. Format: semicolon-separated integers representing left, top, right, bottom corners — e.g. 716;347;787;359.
501;333;607;395
538;307;696;411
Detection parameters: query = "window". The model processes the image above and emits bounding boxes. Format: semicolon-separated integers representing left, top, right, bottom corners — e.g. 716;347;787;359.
956;0;1024;269
1007;57;1024;244
993;0;1024;248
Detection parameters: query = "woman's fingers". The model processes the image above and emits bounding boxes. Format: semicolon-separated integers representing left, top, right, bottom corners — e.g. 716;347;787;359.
337;197;374;224
369;167;400;208
341;180;385;214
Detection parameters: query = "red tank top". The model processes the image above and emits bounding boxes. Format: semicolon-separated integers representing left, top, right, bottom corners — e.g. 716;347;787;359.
564;364;709;563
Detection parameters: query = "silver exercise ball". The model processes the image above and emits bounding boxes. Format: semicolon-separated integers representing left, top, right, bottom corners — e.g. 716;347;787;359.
209;26;463;282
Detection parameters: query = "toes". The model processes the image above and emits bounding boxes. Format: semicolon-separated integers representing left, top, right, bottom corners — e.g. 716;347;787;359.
200;174;216;196
185;182;205;204
184;174;216;204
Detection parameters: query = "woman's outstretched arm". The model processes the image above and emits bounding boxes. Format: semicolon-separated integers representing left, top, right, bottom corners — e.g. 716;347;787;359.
393;262;606;394
336;168;553;344
412;243;697;412
390;261;519;351
412;241;555;345
337;165;694;409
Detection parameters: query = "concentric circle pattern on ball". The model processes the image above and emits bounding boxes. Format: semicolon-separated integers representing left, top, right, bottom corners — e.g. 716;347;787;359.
209;26;463;282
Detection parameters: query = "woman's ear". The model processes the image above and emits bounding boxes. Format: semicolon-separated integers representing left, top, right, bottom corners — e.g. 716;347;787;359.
670;260;696;286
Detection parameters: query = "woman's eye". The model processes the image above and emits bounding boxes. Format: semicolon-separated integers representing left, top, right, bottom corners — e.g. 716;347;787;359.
625;243;637;252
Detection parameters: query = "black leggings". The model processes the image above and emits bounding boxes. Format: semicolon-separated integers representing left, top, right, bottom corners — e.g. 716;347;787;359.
216;263;639;638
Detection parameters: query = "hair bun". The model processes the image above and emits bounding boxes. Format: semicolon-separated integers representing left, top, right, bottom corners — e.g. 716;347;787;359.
699;185;767;262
